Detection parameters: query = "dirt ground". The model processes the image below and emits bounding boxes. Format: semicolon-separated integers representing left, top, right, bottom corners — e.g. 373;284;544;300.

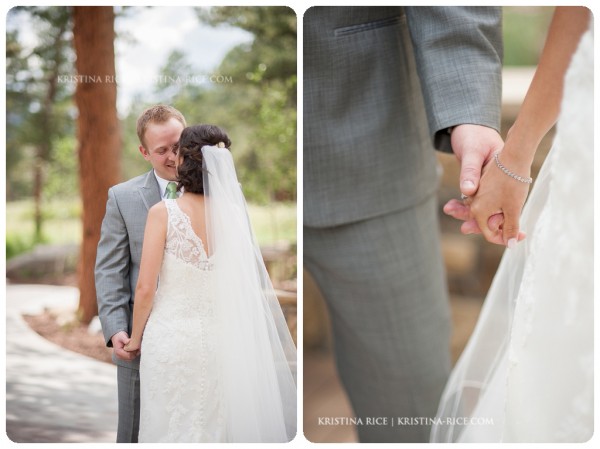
23;310;113;364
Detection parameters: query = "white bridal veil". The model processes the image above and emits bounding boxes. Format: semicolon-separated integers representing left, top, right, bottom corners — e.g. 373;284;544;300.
202;145;297;442
430;24;593;443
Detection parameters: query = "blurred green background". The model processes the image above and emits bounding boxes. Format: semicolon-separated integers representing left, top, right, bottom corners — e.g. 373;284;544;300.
6;6;297;261
503;6;553;66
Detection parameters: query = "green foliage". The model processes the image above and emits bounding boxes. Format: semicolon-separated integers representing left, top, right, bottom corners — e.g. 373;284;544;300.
43;135;79;199
195;6;297;203
197;6;296;82
237;77;297;203
153;50;195;104
6;7;74;156
503;7;554;66
6;233;41;259
119;102;152;180
6;5;75;244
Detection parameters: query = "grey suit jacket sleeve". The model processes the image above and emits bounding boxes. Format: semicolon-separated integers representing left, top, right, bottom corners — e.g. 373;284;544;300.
95;187;131;347
405;6;503;153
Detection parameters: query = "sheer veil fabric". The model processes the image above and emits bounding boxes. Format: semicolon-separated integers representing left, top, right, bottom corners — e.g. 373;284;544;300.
430;23;593;443
202;145;297;442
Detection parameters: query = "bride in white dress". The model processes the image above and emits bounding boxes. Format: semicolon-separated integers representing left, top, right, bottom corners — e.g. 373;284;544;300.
432;7;593;442
124;125;297;442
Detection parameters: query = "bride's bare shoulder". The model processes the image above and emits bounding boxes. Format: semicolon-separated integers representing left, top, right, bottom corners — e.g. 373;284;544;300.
148;200;168;220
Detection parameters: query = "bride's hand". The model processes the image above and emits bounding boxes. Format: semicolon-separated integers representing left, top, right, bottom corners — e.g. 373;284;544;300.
444;198;527;246
467;150;531;247
124;340;141;354
444;202;507;242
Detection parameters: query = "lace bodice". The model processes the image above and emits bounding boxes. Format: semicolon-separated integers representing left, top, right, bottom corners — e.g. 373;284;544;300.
164;199;212;271
149;199;216;322
138;199;225;442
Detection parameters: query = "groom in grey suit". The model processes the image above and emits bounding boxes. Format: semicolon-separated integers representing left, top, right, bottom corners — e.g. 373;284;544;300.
304;7;503;442
95;105;186;442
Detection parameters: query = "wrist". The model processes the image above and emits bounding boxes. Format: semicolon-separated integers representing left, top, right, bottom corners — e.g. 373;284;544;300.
497;144;533;176
128;333;141;345
127;338;141;349
494;152;533;184
504;123;541;163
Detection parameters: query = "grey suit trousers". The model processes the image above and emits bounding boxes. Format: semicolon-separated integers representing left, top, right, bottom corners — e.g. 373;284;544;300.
116;366;140;443
304;194;452;442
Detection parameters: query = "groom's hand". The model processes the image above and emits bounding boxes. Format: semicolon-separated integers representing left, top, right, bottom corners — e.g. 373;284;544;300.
450;124;504;197
111;331;138;361
444;124;518;245
443;199;526;245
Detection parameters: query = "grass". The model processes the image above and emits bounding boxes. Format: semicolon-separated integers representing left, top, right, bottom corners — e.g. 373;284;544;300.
6;199;296;258
6;200;82;248
247;202;297;248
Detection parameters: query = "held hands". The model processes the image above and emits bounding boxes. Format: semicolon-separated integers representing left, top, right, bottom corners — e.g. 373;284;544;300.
123;340;141;354
444;125;529;247
111;330;140;360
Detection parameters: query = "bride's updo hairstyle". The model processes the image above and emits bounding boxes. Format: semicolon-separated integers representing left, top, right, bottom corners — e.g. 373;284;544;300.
176;124;231;194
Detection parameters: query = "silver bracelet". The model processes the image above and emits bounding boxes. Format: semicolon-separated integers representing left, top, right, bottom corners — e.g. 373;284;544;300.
494;153;533;184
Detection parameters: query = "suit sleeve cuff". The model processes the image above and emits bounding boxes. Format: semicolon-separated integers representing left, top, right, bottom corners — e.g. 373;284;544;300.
434;127;454;153
106;328;128;348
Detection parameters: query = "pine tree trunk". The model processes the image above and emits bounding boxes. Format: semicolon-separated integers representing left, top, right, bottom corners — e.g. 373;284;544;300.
73;6;121;324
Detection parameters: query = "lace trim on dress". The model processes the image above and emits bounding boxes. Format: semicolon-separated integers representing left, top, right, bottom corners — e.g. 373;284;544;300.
164;199;213;271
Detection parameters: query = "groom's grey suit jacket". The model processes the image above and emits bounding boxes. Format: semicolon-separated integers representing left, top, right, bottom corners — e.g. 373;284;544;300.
95;170;161;370
304;6;503;227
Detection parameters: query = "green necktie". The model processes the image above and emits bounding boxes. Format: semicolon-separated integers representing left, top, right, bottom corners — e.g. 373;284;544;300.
165;182;178;199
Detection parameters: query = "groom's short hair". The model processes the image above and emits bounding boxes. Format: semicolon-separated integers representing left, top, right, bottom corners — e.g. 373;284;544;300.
137;105;187;149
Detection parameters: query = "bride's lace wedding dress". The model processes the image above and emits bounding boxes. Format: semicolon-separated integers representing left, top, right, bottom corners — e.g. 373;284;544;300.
137;146;297;443
138;199;226;442
431;24;593;442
